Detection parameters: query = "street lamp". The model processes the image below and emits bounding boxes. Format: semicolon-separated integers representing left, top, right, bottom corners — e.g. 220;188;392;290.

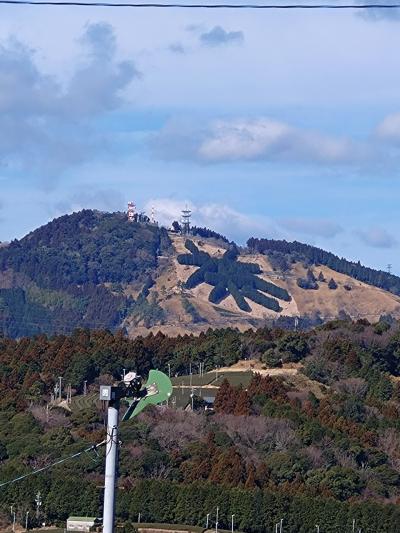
25;511;29;531
279;518;283;533
215;507;219;533
206;513;210;529
352;519;355;533
231;514;235;533
316;526;320;533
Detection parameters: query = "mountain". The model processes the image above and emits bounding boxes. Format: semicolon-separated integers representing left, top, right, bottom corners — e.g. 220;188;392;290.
1;209;400;338
0;210;171;337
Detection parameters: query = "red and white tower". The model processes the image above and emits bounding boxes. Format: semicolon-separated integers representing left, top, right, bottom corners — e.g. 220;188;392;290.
127;201;136;222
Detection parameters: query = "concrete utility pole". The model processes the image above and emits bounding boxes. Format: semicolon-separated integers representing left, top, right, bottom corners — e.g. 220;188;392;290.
58;376;63;400
100;370;172;533
35;492;42;519
102;393;120;533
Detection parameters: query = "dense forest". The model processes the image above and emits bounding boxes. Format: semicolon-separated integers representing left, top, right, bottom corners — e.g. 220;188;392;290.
0;210;171;337
1;320;400;530
247;237;400;295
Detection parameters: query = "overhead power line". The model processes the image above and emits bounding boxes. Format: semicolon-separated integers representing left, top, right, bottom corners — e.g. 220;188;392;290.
0;440;106;490
0;1;400;8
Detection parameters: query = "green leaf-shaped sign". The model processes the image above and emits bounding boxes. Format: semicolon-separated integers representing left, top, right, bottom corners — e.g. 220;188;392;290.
122;370;172;421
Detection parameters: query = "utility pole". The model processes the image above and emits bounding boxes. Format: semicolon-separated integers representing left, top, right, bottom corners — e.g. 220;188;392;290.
279;518;283;533
100;370;172;533
35;492;42;520
206;513;210;529
352;519;355;533
102;391;120;533
231;514;235;533
215;507;219;533
25;511;29;531
168;363;171;378
137;513;141;524
83;380;87;396
10;505;15;533
315;526;319;533
58;376;63;401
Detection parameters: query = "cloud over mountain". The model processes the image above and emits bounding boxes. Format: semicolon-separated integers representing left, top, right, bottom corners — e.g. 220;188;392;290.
357;227;397;249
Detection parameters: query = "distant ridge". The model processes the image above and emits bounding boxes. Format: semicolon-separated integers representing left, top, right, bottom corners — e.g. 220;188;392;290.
247;237;400;296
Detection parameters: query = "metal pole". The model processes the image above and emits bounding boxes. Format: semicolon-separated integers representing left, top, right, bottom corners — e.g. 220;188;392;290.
231;514;234;533
279;518;283;533
168;364;171;378
138;513;141;524
102;400;120;533
316;526;319;533
58;376;62;400
215;507;219;533
84;381;87;396
25;511;29;531
206;514;210;529
352;519;355;533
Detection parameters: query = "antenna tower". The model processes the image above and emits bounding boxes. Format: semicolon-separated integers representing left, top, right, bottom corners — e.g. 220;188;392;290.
151;205;156;224
127;201;136;222
181;206;191;235
388;264;392;275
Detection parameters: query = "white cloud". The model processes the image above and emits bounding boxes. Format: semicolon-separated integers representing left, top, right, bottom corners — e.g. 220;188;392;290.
198;118;360;163
376;112;400;142
151;117;367;165
357;227;397;249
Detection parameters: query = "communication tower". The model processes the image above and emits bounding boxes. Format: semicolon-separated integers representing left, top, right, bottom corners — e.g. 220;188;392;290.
151;205;156;224
181;207;192;235
127;201;136;222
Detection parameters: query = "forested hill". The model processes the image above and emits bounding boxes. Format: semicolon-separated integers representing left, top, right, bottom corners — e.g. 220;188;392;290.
247;237;400;295
0;210;171;337
1;322;400;530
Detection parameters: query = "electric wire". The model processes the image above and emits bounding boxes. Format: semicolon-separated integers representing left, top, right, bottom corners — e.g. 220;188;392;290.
0;439;106;490
0;0;399;8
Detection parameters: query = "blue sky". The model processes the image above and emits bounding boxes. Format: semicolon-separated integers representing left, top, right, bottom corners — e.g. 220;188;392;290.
1;1;400;272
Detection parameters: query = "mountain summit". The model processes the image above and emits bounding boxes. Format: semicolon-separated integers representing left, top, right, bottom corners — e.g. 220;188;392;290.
0;210;399;337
